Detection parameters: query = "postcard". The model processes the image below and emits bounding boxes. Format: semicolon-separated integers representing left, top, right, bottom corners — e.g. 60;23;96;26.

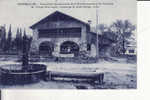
0;0;137;89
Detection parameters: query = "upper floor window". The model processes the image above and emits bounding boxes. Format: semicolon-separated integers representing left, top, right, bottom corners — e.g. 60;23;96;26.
38;27;81;38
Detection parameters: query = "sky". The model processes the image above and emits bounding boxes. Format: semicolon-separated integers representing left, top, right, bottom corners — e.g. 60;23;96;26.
0;0;136;36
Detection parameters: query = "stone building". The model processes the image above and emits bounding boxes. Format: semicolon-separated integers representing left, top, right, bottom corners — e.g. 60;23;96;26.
30;11;115;57
30;11;99;57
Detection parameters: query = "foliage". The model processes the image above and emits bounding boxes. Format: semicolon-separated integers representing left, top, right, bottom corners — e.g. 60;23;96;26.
110;20;136;38
6;25;12;52
14;28;23;52
0;25;7;52
96;20;136;56
78;50;90;60
109;20;136;55
22;30;29;68
0;25;32;54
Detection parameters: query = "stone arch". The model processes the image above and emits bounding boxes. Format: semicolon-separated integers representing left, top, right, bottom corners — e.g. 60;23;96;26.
60;41;79;57
39;41;54;56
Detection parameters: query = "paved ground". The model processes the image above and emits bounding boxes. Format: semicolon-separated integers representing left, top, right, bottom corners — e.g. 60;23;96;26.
0;58;137;89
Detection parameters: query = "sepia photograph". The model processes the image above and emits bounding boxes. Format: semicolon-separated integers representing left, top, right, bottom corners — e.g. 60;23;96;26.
0;0;137;89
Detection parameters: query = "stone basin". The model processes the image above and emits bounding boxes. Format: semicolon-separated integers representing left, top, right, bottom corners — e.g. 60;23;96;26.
0;64;47;85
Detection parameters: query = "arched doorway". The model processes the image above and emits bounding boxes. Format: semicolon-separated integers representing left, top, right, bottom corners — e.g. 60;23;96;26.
39;41;54;56
60;41;79;57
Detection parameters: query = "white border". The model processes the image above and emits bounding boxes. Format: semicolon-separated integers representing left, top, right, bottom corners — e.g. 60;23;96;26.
2;1;150;100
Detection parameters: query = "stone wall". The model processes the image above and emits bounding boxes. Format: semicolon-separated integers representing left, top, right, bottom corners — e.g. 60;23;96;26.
30;19;88;56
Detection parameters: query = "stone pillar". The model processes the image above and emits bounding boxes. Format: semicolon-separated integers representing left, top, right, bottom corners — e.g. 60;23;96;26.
80;26;87;51
52;42;60;57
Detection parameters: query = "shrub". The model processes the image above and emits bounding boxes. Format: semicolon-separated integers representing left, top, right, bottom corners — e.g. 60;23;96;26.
78;51;90;60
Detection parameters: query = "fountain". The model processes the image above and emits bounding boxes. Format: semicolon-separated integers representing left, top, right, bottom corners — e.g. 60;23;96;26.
0;33;47;85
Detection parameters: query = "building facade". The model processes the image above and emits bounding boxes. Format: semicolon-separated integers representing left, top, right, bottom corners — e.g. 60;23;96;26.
30;11;97;57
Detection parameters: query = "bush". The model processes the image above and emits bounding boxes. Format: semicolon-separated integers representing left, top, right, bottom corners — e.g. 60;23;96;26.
78;51;90;60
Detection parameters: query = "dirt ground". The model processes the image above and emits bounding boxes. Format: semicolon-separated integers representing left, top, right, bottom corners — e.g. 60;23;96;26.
0;58;136;89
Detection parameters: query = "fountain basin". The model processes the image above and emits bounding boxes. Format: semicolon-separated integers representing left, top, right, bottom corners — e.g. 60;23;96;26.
0;64;47;85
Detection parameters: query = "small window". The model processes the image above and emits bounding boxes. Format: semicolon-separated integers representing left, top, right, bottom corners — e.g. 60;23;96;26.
129;50;134;53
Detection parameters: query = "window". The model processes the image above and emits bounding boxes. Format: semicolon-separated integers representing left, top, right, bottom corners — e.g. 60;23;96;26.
129;50;134;53
38;27;81;38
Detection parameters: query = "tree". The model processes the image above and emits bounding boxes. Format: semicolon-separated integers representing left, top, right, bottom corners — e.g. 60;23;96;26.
0;27;2;49
27;36;32;51
0;25;7;52
6;24;12;52
14;27;24;53
22;29;29;68
110;20;136;54
14;28;20;51
19;28;23;51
